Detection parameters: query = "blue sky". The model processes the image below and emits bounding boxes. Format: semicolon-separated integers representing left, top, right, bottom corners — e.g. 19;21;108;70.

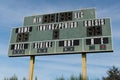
0;0;120;80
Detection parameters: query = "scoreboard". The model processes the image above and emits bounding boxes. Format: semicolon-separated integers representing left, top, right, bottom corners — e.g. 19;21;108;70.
8;8;113;57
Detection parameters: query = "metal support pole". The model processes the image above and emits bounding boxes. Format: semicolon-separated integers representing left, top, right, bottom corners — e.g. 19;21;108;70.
28;56;35;80
82;53;87;80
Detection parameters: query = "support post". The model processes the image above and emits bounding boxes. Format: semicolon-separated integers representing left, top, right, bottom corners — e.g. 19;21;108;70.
82;52;87;80
28;56;35;80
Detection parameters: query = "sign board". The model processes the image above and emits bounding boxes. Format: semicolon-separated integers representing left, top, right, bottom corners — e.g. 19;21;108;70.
8;8;113;57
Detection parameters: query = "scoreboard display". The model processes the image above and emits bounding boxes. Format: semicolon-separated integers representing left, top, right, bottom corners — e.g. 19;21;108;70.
8;8;113;57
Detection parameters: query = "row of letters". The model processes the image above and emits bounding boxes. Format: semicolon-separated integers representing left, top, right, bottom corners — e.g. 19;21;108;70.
33;42;53;48
74;12;84;19
16;19;105;33
32;12;84;23
11;37;108;50
11;40;79;50
84;19;105;27
37;22;78;31
33;40;80;48
11;44;28;50
16;27;32;33
33;17;42;23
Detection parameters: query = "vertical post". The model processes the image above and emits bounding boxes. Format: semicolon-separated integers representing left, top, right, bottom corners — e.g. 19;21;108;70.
28;56;35;80
82;52;87;80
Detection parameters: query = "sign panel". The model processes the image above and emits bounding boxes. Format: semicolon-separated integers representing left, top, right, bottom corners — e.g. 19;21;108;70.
8;8;113;57
23;8;96;26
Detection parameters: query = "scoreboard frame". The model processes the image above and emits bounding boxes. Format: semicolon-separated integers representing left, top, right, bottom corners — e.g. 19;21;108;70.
8;8;113;57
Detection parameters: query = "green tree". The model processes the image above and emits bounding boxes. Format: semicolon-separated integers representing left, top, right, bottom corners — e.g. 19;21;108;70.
102;66;120;80
4;78;8;80
35;76;38;80
56;75;65;80
56;74;83;80
10;74;18;80
4;74;18;80
23;77;26;80
70;75;75;80
78;74;82;80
